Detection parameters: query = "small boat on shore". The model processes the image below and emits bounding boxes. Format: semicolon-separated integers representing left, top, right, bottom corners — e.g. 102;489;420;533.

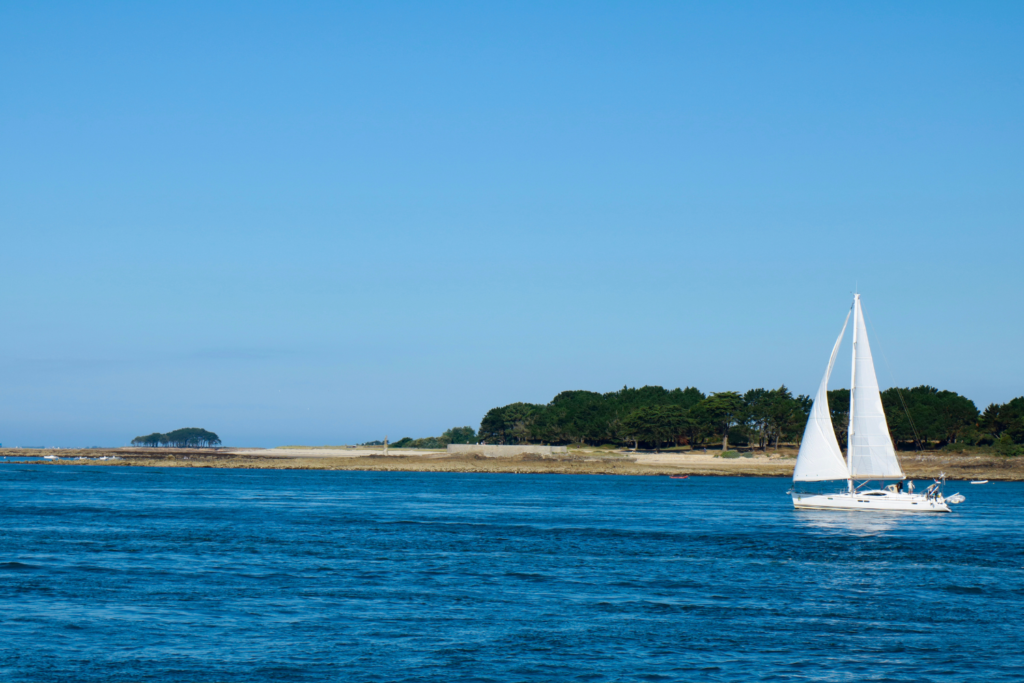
668;474;689;480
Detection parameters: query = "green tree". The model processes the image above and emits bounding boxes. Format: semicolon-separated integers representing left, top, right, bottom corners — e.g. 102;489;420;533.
937;393;981;444
544;391;609;444
994;434;1023;456
743;388;770;450
479;385;705;447
507;403;538;444
131;432;164;447
826;389;850;449
881;386;980;449
442;426;477;444
621;405;689;452
478;403;542;444
764;386;809;449
980;397;1024;444
697;392;745;451
478;406;509;444
406;436;446;448
132;428;221;448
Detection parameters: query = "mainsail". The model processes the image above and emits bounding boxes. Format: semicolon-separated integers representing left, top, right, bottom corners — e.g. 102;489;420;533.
847;295;904;480
793;309;852;482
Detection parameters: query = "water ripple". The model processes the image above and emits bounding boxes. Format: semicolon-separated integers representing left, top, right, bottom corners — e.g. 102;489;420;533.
0;467;1021;682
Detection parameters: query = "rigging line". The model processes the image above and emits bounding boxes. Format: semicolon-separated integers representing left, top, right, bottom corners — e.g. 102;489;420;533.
863;309;923;452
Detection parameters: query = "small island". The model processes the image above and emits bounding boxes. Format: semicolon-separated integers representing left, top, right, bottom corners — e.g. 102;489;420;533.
130;428;221;448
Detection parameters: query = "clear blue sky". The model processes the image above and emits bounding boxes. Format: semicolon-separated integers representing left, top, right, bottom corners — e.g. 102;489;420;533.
1;2;1021;447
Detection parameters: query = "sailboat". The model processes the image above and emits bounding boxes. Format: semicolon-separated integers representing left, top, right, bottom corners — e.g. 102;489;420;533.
791;294;963;513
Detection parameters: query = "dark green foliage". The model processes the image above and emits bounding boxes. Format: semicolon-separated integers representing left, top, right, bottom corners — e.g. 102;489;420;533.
479;386;706;445
695;391;745;451
743;386;811;450
479;402;544;444
980;397;1024;445
401;436;448;448
880;386;979;449
131;432;165;447
993;434;1023;457
826;389;850;448
443;426;478;444
131;428;221;448
461;385;1023;452
390;426;478;449
476;385;818;449
825;386;984;450
621;405;689;451
727;425;750;447
742;388;771;449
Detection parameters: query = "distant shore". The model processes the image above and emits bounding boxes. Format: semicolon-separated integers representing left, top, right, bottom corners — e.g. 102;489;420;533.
2;446;1022;481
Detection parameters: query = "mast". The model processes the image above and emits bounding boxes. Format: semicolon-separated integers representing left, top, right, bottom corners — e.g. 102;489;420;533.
845;294;905;482
847;294;858;493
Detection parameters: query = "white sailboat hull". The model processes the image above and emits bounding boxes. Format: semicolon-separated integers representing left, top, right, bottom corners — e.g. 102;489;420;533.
792;490;950;513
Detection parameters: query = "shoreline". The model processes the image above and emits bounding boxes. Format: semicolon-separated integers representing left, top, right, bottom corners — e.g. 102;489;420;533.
3;447;1023;481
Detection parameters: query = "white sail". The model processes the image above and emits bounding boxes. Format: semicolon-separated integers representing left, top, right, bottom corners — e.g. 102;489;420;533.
848;295;904;480
793;309;852;482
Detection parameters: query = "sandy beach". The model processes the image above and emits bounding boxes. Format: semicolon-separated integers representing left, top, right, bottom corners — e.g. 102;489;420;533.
4;446;1023;481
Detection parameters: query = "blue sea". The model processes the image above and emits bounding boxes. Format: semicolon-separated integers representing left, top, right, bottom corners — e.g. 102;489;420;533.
0;466;1021;682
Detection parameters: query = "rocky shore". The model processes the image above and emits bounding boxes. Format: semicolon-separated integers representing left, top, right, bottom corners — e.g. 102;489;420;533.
3;446;1022;481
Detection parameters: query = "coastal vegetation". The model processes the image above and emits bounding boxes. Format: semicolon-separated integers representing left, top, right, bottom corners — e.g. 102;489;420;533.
463;385;1024;453
259;384;1016;457
391;427;476;449
131;428;221;448
472;386;810;452
479;386;706;449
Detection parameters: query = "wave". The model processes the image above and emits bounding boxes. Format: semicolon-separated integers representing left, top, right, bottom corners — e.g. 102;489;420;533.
0;561;41;571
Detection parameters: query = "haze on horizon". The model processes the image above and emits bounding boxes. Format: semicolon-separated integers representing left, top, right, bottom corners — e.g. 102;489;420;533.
1;2;1021;447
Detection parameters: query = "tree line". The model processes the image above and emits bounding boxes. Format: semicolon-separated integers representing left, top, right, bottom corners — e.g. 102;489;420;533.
131;428;222;448
391;427;477;449
476;385;801;451
471;385;1024;453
